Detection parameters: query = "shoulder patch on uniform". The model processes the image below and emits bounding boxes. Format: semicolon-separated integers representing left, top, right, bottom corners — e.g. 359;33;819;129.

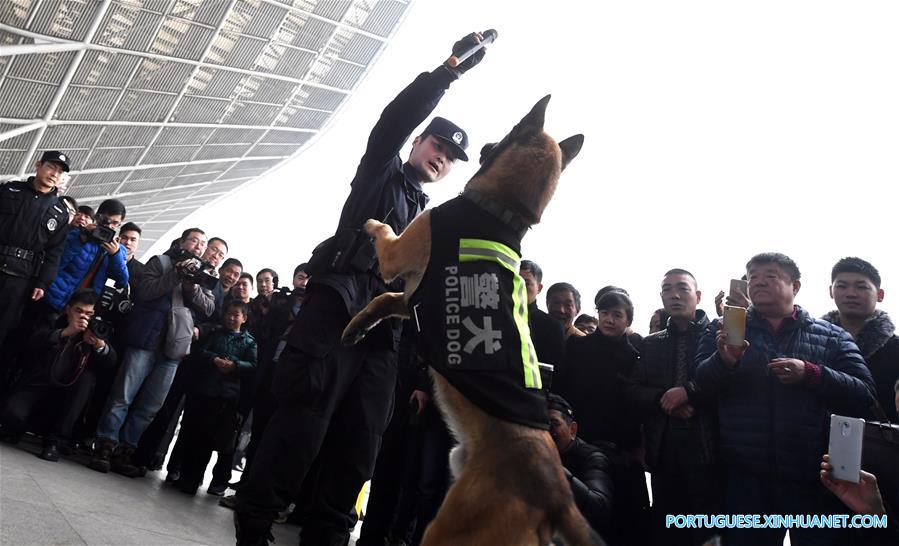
47;218;58;231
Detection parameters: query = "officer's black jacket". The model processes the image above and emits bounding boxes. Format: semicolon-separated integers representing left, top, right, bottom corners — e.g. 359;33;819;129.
304;66;457;349
0;178;70;288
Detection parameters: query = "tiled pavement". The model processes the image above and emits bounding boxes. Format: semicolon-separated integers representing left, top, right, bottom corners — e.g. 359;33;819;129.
0;439;306;545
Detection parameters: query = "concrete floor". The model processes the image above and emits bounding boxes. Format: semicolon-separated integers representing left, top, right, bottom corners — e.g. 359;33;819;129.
0;439;304;545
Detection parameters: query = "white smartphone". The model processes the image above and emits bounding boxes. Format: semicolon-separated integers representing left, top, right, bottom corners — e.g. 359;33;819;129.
828;414;865;483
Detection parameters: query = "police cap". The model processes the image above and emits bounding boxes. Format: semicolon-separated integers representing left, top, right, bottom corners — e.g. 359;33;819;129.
423;117;469;162
39;150;71;172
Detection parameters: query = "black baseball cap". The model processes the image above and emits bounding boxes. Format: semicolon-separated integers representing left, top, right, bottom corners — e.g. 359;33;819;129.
423;117;469;161
547;393;574;419
40;150;71;172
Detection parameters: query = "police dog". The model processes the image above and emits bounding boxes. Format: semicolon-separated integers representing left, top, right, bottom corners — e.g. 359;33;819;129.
342;96;597;546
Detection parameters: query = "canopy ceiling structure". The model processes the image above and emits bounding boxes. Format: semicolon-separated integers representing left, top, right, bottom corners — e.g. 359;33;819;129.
0;0;411;249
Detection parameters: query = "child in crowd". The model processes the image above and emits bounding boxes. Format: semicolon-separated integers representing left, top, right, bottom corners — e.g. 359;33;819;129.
173;300;256;495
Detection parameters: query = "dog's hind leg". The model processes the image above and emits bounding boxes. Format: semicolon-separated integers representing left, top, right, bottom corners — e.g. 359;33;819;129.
422;462;546;546
340;292;408;346
553;502;605;546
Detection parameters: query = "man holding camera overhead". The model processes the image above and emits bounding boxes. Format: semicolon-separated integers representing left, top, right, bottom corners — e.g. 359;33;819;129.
90;228;214;477
0;151;72;365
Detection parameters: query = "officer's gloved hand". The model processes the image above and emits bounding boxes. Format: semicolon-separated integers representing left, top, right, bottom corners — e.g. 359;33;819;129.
444;32;487;78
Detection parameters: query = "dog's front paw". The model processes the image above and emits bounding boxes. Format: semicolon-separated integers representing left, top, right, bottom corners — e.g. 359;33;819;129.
363;219;385;237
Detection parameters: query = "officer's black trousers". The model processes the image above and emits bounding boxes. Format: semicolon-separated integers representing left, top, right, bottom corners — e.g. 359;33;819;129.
0;274;32;387
234;288;397;546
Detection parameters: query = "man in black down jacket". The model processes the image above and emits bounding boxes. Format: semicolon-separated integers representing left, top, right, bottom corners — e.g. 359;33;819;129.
695;253;876;546
627;269;722;546
822;257;899;422
234;33;488;546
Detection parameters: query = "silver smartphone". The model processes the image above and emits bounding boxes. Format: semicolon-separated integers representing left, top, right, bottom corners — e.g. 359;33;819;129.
828;414;865;483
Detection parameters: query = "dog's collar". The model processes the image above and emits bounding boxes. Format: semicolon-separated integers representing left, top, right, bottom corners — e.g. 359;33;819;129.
461;189;529;240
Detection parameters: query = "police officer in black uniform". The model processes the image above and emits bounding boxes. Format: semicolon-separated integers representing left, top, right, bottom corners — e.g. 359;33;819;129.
234;33;489;545
0;151;72;369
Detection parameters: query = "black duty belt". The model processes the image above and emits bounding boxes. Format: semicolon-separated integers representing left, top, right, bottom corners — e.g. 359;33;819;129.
0;245;35;262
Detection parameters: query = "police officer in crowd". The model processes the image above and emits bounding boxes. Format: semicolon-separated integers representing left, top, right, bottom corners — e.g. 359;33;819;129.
234;32;489;545
0;151;73;368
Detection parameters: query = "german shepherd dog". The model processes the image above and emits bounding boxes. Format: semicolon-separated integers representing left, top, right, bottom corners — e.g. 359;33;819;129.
342;96;599;545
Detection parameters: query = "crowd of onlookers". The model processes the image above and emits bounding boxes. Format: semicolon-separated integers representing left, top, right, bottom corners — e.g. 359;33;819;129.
2;159;896;546
0;77;899;546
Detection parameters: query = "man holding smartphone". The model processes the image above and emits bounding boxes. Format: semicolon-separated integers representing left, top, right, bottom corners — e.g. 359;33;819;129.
695;252;876;546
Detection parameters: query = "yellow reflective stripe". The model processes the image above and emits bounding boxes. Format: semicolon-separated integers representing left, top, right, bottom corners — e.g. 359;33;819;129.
511;269;542;389
459;238;520;266
457;238;542;390
459;247;518;270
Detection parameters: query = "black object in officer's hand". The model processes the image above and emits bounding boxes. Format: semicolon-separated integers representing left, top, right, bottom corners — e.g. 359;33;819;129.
174;249;218;290
446;30;497;74
89;217;117;245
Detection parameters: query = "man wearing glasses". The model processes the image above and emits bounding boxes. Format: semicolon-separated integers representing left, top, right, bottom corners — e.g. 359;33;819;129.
90;228;214;477
42;199;130;324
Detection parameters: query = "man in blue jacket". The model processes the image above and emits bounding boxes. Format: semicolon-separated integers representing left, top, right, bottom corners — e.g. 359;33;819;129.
234;32;486;545
695;252;876;546
44;199;129;320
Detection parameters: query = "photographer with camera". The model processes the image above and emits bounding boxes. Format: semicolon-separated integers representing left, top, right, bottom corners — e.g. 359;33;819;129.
43;199;129;323
0;289;116;462
234;32;487;545
131;241;236;480
90;228;214;476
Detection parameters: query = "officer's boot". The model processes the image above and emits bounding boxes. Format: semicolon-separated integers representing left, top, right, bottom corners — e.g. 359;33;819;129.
88;438;116;473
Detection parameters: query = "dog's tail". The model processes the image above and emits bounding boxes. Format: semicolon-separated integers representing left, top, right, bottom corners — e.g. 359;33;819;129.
554;503;607;546
341;292;409;346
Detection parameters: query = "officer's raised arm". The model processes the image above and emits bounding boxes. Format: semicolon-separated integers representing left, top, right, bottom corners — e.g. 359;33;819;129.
360;32;488;170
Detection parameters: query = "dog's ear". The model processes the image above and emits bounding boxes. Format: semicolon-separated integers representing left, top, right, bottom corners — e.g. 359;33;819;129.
479;142;497;165
512;95;551;139
558;134;584;171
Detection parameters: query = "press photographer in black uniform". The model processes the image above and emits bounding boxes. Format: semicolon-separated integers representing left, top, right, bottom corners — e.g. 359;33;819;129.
0;151;72;386
234;33;488;545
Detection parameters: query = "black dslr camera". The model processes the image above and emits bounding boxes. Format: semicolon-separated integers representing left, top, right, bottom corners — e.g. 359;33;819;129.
88;282;132;341
89;217;117;245
173;249;218;290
